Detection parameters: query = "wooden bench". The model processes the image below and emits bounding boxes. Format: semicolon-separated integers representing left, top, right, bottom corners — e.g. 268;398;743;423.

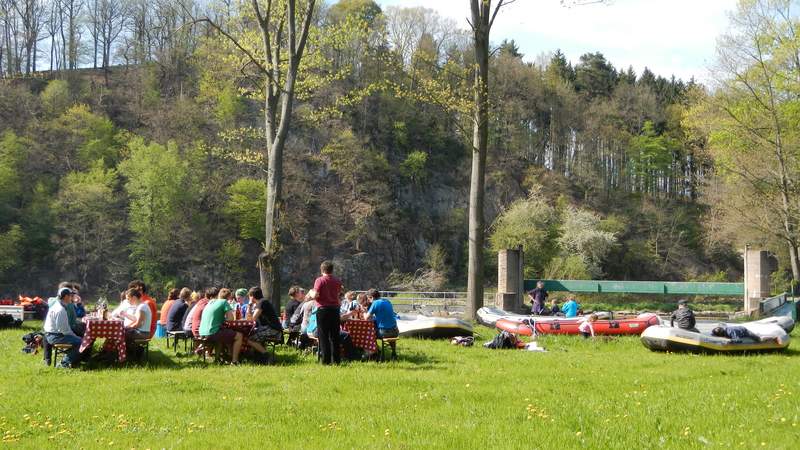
52;343;74;367
132;338;151;361
166;330;192;353
378;337;399;362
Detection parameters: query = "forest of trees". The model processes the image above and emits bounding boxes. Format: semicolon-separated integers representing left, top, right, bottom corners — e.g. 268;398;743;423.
1;0;797;299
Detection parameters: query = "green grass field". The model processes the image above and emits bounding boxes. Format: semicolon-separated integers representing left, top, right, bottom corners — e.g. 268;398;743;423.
1;321;799;449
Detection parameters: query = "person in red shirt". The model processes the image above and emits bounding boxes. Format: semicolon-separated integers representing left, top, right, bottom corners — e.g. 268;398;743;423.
129;280;158;338
191;287;218;338
313;260;343;365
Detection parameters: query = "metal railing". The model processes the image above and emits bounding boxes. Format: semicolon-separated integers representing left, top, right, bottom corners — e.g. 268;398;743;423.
369;291;495;313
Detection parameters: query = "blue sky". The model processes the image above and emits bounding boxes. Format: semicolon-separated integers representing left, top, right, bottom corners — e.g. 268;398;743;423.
376;0;738;83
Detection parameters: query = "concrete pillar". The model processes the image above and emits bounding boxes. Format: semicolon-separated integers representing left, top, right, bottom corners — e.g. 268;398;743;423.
496;247;524;313
744;249;771;313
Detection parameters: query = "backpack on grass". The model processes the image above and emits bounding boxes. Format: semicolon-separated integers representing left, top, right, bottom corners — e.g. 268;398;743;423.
483;331;519;349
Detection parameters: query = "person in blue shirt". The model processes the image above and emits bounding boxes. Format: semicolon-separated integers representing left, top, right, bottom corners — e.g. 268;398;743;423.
364;289;398;338
364;289;398;360
561;295;580;318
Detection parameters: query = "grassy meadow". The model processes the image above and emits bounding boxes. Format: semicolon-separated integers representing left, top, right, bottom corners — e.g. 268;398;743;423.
1;321;799;449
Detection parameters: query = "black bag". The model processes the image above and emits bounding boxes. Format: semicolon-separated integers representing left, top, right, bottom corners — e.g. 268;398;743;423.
21;331;44;354
483;331;518;349
0;313;21;329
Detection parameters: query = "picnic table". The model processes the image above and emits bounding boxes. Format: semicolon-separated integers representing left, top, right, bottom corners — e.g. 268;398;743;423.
223;319;256;351
79;319;127;362
342;319;377;354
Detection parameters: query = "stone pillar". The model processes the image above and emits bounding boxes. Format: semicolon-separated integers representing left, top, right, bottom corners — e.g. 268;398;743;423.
496;247;524;312
744;249;771;313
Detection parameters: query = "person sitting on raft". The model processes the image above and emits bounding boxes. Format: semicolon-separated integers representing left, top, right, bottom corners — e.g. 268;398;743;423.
547;298;563;316
578;313;597;338
670;299;698;332
561;295;580;318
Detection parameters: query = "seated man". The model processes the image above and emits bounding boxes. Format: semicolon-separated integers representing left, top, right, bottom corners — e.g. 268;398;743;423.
250;287;283;343
43;287;89;368
199;288;268;364
364;289;398;359
167;288;191;332
670;299;698;332
283;286;305;330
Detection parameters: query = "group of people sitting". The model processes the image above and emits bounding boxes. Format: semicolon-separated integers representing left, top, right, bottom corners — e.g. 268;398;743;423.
42;260;398;368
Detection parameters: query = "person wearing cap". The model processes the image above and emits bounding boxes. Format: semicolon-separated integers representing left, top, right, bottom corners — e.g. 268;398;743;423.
47;281;85;337
43;287;88;368
670;299;698;332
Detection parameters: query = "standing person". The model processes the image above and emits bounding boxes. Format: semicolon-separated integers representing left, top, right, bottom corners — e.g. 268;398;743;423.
578;314;597;339
670;300;698;332
283;286;304;328
561;295;580;318
313;261;343;365
527;281;548;315
43;287;87;368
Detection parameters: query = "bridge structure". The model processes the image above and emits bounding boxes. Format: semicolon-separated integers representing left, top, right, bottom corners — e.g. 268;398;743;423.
496;247;771;314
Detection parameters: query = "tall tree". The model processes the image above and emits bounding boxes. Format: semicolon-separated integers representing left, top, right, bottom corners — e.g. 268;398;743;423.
466;0;511;320
189;0;316;308
689;0;800;283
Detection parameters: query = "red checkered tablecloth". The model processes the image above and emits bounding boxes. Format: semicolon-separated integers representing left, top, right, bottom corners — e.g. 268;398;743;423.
222;320;256;335
342;319;377;354
223;320;256;351
79;319;126;362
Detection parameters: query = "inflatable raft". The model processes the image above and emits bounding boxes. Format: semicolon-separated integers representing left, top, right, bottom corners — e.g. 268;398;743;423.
695;315;795;334
495;313;660;336
641;321;791;353
396;314;473;338
477;306;612;327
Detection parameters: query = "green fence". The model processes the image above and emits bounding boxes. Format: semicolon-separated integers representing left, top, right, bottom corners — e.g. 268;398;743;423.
524;280;744;296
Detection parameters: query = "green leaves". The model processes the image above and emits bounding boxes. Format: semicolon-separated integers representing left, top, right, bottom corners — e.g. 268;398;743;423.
224;179;266;243
119;138;192;285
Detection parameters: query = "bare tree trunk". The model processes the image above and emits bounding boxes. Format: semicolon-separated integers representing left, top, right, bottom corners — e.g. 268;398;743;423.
466;0;503;320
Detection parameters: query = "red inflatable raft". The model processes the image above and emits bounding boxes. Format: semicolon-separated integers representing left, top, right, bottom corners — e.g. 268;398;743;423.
495;313;660;336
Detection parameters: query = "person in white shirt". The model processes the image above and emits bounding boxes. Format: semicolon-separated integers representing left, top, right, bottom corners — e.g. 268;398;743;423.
578;314;598;339
118;289;151;349
43;287;86;368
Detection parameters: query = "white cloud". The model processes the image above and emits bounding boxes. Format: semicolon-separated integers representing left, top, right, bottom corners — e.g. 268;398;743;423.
377;0;738;82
